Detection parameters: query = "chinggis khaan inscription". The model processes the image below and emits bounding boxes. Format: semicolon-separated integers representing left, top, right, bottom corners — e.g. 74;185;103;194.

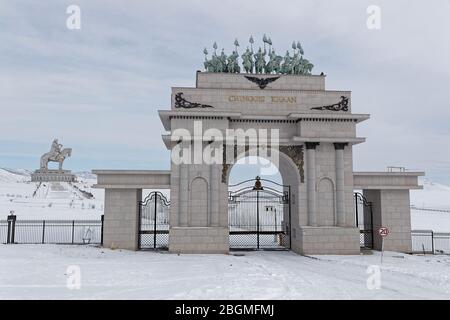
228;95;296;103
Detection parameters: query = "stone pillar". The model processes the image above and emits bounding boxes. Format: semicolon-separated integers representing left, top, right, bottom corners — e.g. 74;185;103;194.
103;188;142;251
305;142;319;226
210;164;220;226
363;189;412;253
334;143;348;226
179;163;188;226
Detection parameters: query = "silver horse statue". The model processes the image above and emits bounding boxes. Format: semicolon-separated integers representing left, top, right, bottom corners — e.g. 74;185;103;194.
40;139;72;171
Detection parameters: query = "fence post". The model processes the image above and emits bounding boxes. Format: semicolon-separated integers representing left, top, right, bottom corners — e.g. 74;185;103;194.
6;217;10;244
431;231;434;254
100;215;104;246
7;214;17;244
154;193;157;249
72;220;75;244
42;220;45;244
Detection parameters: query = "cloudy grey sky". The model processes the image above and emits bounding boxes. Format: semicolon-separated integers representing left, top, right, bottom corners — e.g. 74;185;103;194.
1;0;449;183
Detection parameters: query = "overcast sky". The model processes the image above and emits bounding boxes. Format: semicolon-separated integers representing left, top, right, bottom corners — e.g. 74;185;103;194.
1;0;449;183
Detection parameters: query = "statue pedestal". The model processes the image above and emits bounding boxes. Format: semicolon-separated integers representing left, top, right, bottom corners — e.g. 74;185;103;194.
31;169;76;182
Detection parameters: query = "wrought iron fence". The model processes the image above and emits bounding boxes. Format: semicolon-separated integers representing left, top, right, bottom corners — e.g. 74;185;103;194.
0;220;7;244
3;216;450;255
411;230;450;254
3;215;103;245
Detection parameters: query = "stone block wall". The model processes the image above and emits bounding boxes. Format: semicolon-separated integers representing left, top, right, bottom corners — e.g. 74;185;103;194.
196;72;326;91
171;87;351;115
103;188;141;251
297;226;360;255
363;189;412;253
169;227;229;253
299;119;356;138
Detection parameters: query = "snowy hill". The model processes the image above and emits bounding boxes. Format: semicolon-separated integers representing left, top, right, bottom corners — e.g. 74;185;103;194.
73;171;98;180
0;168;104;219
0;168;31;183
410;178;450;232
411;178;450;210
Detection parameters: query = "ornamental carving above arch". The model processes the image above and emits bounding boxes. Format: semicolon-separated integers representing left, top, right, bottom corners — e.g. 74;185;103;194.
221;145;304;184
278;145;304;184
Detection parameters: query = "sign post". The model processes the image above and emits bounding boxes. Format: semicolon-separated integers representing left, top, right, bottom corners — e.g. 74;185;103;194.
378;227;389;264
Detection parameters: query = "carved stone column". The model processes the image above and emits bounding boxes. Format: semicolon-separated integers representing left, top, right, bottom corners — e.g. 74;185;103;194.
305;142;319;226
179;163;189;227
178;137;190;229
210;164;220;227
334;143;348;226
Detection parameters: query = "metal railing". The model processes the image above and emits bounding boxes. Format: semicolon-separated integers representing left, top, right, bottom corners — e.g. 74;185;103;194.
3;214;104;245
387;166;406;172
0;220;7;244
411;206;450;213
411;230;450;254
3;214;450;255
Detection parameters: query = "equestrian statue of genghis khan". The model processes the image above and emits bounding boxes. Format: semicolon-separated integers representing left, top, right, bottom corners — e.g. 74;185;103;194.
40;138;72;171
31;138;76;182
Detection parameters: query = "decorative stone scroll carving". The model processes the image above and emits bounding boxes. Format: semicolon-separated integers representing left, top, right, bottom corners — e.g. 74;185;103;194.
310;96;349;112
174;92;213;109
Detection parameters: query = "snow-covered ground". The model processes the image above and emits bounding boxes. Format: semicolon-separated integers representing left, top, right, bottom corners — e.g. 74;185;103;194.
411;210;450;232
0;168;167;220
0;168;103;220
411;178;450;210
410;179;450;232
1;170;450;299
0;244;449;299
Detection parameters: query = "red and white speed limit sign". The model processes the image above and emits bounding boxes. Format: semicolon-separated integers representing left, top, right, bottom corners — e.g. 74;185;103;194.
378;227;389;237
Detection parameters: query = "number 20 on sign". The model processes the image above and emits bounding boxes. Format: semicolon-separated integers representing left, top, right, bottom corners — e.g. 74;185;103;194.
378;227;389;237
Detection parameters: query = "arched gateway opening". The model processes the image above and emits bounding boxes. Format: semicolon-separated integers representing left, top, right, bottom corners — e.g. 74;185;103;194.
227;152;302;251
228;176;290;250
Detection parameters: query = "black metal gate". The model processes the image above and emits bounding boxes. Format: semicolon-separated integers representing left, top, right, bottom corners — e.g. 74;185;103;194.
228;177;291;250
355;192;374;249
138;191;170;250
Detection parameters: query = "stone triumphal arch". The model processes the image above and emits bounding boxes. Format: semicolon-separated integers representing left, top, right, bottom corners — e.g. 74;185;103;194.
95;33;424;255
94;71;423;255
